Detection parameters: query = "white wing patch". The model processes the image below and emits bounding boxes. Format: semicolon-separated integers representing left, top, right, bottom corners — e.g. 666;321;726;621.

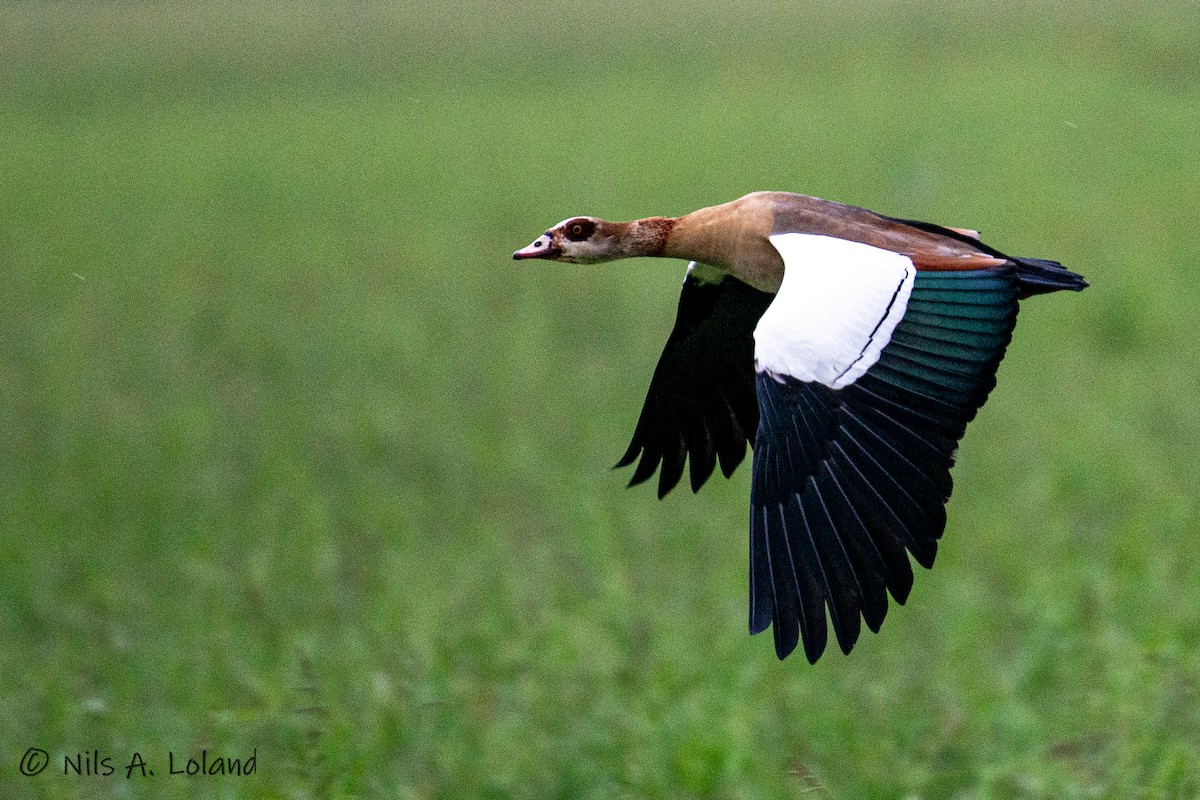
754;234;915;389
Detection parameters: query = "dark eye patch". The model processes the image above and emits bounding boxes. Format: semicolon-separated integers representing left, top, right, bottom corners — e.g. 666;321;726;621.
565;218;595;241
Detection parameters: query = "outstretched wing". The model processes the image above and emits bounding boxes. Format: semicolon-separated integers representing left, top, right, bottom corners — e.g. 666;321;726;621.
750;233;1020;662
616;263;775;498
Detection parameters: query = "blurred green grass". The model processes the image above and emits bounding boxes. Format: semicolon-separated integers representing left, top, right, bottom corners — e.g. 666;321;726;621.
2;1;1199;797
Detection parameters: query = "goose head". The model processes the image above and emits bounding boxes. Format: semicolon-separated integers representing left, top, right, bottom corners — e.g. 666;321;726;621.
513;215;677;264
512;217;614;263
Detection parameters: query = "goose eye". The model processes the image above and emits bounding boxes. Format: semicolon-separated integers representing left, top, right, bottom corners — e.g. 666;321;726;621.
564;218;595;242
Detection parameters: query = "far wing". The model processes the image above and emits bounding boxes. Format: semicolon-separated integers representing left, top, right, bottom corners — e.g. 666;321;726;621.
617;264;774;498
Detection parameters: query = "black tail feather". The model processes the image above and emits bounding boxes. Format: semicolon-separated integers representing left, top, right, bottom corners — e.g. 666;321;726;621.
1012;257;1089;298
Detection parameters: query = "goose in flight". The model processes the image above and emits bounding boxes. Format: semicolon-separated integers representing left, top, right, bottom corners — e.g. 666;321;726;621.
514;191;1087;662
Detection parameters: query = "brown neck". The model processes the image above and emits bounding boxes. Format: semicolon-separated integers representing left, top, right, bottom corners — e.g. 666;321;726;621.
605;216;677;259
660;196;786;292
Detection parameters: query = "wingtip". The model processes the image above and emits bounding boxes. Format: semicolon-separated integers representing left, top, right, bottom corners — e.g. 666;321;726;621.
613;441;641;470
774;632;799;661
763;624;830;663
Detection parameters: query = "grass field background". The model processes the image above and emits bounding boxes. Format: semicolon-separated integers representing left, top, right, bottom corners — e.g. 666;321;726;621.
2;1;1199;797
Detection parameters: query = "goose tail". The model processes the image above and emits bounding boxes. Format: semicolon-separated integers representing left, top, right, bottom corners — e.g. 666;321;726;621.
1013;257;1088;298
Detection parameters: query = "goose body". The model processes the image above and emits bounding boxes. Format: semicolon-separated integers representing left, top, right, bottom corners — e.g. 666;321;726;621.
514;191;1087;662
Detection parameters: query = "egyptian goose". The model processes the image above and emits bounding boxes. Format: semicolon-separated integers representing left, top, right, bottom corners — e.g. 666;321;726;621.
514;191;1087;662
